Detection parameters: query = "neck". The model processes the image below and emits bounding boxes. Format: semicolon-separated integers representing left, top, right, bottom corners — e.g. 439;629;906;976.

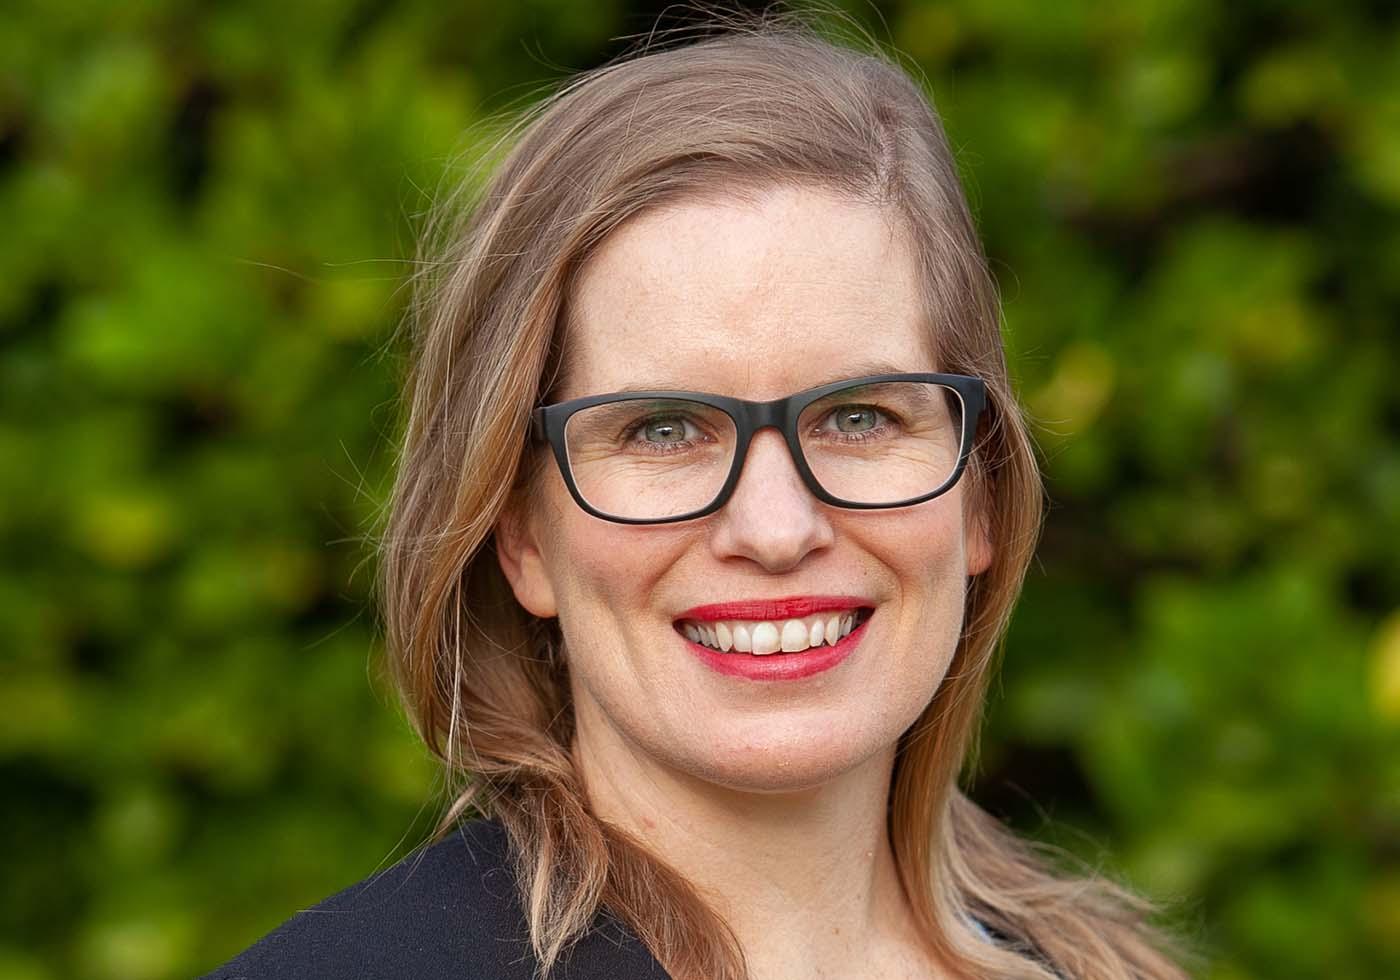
573;706;938;979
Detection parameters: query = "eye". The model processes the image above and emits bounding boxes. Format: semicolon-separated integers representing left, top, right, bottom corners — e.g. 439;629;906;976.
827;405;882;433
623;411;711;452
640;415;693;444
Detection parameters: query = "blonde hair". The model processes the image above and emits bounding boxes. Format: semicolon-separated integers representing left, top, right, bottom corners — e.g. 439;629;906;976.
379;13;1194;980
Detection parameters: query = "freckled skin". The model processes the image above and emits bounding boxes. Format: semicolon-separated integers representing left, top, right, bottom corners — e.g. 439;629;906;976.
496;184;992;798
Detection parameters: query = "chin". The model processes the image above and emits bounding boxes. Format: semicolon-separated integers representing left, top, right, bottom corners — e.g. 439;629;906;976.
666;722;895;796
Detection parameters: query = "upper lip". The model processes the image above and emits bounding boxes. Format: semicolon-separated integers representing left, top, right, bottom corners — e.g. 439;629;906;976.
674;595;872;623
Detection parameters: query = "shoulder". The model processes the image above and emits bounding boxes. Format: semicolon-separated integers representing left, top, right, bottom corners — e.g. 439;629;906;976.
200;820;530;980
200;818;668;980
972;916;1069;979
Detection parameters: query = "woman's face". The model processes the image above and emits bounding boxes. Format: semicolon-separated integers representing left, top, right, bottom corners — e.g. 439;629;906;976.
497;184;991;795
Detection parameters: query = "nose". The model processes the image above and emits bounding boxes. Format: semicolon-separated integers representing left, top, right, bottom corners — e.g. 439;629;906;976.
709;428;834;572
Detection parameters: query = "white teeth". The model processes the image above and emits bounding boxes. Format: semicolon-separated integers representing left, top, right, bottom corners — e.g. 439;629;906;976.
751;622;781;655
715;622;732;652
682;610;867;654
780;620;809;652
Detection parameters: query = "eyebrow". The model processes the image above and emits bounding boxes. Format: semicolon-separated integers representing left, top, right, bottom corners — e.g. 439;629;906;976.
606;358;923;395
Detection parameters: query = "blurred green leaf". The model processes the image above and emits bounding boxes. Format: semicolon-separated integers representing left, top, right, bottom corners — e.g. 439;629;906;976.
3;2;1397;978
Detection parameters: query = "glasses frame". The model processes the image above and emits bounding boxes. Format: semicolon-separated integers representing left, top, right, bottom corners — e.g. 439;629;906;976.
530;372;987;525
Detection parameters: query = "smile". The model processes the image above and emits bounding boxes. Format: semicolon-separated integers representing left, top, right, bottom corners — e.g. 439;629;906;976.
675;608;874;655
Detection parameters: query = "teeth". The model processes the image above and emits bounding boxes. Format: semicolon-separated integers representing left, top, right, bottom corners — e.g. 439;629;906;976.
732;623;752;652
780;620;808;652
681;610;866;655
751;622;781;655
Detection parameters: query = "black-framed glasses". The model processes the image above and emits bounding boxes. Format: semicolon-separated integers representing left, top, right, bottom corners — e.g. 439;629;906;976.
530;372;986;525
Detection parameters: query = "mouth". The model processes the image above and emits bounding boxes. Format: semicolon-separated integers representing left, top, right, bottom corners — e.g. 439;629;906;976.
673;606;875;656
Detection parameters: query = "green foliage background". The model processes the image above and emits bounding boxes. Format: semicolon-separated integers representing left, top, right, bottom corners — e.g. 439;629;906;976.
3;1;1397;977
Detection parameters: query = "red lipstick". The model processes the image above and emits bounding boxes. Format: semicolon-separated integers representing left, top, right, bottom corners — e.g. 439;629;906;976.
675;595;868;623
680;612;870;681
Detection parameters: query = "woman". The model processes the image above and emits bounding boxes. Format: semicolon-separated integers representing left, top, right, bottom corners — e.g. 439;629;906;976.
206;18;1193;980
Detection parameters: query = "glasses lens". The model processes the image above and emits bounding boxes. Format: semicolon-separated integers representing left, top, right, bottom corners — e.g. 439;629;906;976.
563;398;737;520
797;381;965;505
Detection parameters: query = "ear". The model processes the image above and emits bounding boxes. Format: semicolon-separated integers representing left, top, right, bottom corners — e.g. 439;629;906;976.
493;499;559;618
964;501;994;578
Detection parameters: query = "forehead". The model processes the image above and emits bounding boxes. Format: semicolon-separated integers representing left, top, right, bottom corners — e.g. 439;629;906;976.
559;185;937;400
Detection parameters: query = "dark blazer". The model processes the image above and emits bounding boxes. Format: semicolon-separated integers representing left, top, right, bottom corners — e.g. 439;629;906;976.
202;817;1055;980
200;818;670;979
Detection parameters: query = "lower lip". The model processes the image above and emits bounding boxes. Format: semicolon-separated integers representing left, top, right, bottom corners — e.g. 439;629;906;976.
680;614;869;681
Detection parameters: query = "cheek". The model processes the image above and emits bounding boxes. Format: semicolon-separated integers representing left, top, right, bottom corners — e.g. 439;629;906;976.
862;492;973;585
534;475;630;612
540;499;690;655
915;508;976;632
865;502;973;682
554;529;654;613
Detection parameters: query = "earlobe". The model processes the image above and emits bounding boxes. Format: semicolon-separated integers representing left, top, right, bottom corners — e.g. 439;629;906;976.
965;508;994;577
494;503;559;618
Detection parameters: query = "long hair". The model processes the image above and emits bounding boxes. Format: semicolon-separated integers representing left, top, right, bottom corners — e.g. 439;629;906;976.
379;14;1193;980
